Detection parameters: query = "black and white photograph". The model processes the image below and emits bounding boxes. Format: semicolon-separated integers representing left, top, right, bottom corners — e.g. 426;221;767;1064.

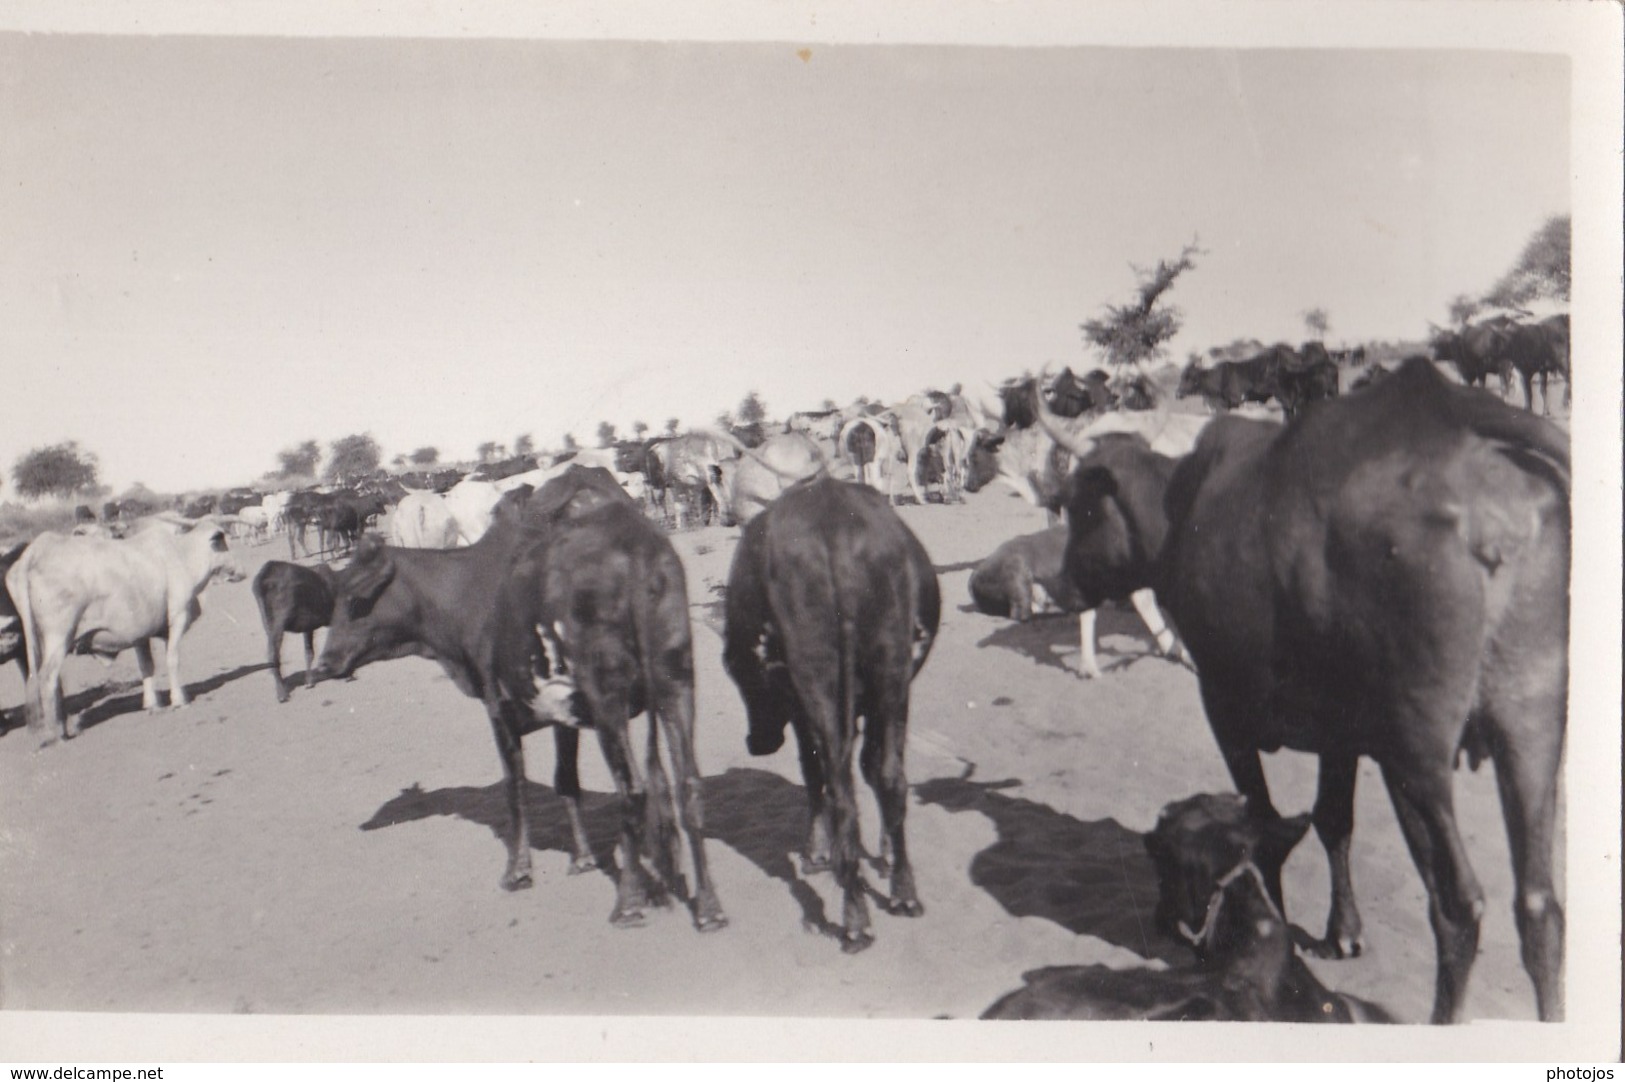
0;0;1618;1064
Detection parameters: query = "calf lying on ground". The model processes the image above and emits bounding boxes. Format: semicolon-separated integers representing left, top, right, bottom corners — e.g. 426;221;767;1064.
968;520;1182;679
724;477;939;952
968;526;1084;622
982;793;1394;1022
252;560;338;703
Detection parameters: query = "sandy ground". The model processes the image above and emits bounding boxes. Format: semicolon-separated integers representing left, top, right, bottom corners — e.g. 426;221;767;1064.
0;479;1567;1042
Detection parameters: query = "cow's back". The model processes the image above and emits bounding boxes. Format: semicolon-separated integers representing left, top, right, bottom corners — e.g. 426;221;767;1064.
9;531;180;651
1164;359;1569;754
760;479;939;692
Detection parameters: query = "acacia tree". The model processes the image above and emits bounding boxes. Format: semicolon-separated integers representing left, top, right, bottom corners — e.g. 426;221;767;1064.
514;434;535;457
632;421;649;440
1080;241;1204;380
13;441;98;499
1485;214;1570;308
326;433;382;485
278;440;321;478
664;418;680;436
1301;307;1331;342
736;391;768;426
476;441;499;463
409;446;440;466
561;432;580;452
1447;293;1483;329
595;422;617;448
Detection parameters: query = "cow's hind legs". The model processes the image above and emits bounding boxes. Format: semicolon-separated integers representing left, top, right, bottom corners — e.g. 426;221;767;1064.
1380;759;1484;1024
486;702;534;891
596;709;653;927
791;713;832;874
302;631;317;690
657;710;729;933
553;726;597;874
1307;753;1364;958
861;693;922;918
819;729;873;952
263;624;290;703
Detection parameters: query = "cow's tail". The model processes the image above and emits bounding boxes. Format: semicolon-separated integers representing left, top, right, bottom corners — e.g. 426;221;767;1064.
632;550;684;883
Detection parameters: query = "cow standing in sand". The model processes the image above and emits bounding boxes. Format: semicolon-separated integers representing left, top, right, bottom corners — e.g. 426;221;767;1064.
6;520;245;744
723;477;940;952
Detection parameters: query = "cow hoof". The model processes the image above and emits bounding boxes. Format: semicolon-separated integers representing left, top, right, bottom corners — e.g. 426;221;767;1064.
567;855;598;875
885;898;924;918
501;872;534;892
840;930;875;954
694;910;730;934
610;907;646;928
800;854;831;876
1308;935;1363;960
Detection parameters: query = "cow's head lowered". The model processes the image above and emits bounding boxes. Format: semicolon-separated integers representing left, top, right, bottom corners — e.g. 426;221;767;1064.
720;516;795;756
1143;793;1310;965
311;534;410;682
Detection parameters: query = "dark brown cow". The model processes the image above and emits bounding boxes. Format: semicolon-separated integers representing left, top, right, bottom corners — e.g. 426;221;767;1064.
312;467;727;932
723;477;940;952
1501;313;1571;415
982;794;1394;1022
1431;319;1515;396
1175;350;1283;412
1274;350;1340;419
252;560;338;703
493;488;727;931
1057;358;1569;1023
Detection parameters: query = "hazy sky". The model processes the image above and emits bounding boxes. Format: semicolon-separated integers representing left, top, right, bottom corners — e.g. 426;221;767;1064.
1;34;1571;492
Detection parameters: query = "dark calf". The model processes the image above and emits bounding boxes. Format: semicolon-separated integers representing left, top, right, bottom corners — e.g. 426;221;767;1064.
312;468;726;931
983;794;1394;1022
252;560;338;703
723;477;940;952
495;494;727;932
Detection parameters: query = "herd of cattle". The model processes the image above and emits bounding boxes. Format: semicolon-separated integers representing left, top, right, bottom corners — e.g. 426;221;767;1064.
0;330;1571;1023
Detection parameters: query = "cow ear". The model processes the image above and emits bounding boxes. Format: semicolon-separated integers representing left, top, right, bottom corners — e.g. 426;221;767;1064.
345;535;395;607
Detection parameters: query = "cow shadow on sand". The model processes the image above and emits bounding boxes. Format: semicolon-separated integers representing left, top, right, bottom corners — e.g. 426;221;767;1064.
1;662;269;738
360;766;858;944
363;779;628;882
913;773;1185;966
974;605;1169;678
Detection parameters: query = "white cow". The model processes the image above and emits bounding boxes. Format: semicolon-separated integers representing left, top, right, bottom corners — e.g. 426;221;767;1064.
389;490;461;549
260;491;293;534
440;480;505;545
6;519;245;743
837;415;902;500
